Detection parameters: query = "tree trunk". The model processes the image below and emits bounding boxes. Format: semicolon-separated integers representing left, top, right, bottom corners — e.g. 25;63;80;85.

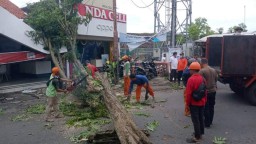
57;51;64;70
69;37;151;143
48;41;67;79
96;73;152;144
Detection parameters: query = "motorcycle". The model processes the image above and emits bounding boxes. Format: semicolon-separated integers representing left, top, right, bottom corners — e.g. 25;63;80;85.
147;58;158;77
134;58;157;80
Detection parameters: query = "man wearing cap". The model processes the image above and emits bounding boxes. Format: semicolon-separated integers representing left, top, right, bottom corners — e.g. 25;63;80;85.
122;55;131;96
177;52;187;87
170;52;178;82
45;67;71;122
185;62;207;143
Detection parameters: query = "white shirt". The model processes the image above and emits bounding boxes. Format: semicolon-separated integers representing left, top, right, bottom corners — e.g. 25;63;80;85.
162;57;166;62
170;56;178;69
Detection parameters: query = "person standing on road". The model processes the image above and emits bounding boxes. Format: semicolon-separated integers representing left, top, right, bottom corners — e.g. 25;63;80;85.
128;74;155;103
177;52;187;87
170;52;178;82
122;55;131;96
199;58;218;128
186;62;207;143
182;58;196;116
45;67;71;122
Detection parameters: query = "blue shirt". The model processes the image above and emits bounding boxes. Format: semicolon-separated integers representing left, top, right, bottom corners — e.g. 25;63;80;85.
129;75;149;94
182;67;191;86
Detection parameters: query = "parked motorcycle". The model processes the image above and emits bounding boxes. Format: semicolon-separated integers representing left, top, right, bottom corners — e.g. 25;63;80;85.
134;57;157;80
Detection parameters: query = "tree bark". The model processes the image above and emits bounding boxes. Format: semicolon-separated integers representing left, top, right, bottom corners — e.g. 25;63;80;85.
48;40;67;79
96;73;152;144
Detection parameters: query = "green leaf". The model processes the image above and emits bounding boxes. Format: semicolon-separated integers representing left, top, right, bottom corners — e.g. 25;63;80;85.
145;120;160;132
26;104;46;114
134;112;151;117
11;114;31;122
213;136;227;144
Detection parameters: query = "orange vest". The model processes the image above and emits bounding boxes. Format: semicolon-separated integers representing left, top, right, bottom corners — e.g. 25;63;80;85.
177;58;188;71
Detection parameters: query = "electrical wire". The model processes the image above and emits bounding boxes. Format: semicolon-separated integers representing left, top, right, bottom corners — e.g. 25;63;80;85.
130;0;155;8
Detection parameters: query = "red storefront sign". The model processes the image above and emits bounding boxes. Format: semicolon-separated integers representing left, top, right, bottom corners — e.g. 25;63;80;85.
76;3;126;23
0;51;46;64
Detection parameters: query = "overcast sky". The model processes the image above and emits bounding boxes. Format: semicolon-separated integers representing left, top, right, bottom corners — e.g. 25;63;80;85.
11;0;256;33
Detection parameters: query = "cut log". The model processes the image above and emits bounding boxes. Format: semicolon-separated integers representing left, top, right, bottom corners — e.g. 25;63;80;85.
73;60;152;144
96;73;152;144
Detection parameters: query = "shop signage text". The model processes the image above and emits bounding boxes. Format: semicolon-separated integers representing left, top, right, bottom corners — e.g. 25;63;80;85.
76;4;126;23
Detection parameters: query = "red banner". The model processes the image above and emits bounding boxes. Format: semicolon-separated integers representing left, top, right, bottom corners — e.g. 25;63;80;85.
0;51;45;64
76;3;127;23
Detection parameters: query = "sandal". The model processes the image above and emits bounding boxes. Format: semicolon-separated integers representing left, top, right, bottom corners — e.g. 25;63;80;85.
186;137;200;143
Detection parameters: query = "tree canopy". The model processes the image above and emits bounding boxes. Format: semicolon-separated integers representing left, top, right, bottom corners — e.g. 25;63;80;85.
24;0;91;77
227;23;248;33
216;27;224;34
188;17;215;40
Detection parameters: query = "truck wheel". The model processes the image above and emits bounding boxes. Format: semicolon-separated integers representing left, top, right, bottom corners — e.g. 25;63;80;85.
246;83;256;106
229;83;243;95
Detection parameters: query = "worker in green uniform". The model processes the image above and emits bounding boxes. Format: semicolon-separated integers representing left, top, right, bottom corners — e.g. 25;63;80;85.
45;67;71;122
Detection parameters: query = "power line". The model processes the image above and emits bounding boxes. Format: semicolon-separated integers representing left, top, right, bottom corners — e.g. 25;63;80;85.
130;0;154;8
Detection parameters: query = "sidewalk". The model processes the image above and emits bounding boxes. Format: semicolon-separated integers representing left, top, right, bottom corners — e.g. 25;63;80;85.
0;79;47;94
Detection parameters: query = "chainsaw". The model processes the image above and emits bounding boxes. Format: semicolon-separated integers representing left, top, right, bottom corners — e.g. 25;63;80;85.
67;75;88;91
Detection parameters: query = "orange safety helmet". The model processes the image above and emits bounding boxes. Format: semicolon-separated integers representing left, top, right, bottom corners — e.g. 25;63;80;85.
52;67;60;74
122;55;129;60
189;62;201;70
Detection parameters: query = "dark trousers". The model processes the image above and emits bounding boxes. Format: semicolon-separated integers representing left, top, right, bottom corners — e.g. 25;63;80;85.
190;105;204;139
170;69;177;82
177;71;183;85
204;92;216;127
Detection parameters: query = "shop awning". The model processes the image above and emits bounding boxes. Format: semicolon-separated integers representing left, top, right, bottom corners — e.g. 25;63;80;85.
0;51;46;64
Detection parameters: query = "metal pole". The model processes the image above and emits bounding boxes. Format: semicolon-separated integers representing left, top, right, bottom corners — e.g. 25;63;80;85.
244;5;246;25
171;0;177;47
154;0;157;33
113;0;119;83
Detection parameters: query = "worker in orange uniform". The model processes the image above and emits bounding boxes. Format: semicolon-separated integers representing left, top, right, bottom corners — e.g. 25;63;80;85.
122;55;131;96
185;62;207;143
128;74;155;103
85;60;98;79
177;52;187;87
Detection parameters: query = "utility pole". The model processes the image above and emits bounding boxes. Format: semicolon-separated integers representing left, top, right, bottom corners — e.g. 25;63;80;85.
113;0;119;83
244;5;246;25
154;0;157;33
170;0;177;47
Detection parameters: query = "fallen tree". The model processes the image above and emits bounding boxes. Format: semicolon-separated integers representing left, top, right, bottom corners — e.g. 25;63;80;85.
97;73;152;144
25;0;152;143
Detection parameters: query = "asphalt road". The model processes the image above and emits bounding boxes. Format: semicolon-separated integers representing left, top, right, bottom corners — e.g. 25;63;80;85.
133;80;256;144
0;78;256;144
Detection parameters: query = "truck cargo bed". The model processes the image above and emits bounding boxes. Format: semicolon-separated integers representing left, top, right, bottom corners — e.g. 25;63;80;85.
221;35;256;76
